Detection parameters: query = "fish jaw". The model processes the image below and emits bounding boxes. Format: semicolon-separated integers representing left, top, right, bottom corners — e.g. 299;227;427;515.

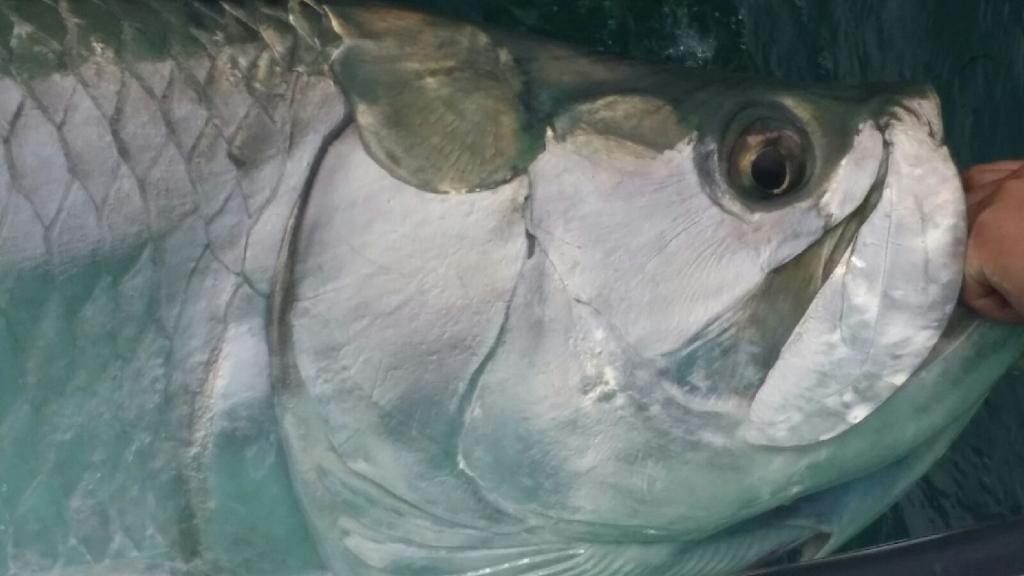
743;92;968;446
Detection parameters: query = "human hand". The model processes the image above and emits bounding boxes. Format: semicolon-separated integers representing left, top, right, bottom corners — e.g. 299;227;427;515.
961;161;1024;323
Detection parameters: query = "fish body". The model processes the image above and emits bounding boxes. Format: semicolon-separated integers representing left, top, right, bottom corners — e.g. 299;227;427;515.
0;3;1020;576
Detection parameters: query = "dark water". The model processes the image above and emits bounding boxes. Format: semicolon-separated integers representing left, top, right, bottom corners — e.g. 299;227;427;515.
398;0;1024;551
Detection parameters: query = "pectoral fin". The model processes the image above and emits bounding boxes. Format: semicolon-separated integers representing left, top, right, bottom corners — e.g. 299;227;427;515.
326;5;543;194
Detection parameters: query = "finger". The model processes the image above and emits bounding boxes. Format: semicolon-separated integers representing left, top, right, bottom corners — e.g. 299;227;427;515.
963;160;1024;190
967;295;1024;323
994;258;1024;324
962;275;1024;323
965;166;1024;224
963;198;1024;324
966;182;1001;224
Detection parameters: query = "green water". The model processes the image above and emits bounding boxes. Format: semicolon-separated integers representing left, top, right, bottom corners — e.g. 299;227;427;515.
397;0;1024;550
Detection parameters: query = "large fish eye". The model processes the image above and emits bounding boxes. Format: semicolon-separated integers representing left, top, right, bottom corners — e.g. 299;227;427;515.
727;119;809;201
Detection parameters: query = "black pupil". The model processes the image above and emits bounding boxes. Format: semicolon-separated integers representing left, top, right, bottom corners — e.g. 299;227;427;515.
751;147;788;192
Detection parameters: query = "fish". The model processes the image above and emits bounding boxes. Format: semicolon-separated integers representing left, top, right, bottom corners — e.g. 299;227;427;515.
0;2;1021;575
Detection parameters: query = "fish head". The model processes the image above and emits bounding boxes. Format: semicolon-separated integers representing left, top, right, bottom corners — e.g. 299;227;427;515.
537;80;966;446
455;76;979;530
279;9;1024;572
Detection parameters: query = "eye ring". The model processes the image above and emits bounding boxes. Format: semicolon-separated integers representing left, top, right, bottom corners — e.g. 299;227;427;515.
727;118;809;202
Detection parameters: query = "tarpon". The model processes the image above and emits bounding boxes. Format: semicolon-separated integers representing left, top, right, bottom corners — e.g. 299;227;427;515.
0;2;1021;575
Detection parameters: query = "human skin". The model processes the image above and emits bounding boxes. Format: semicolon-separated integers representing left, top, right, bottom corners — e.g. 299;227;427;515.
962;161;1024;323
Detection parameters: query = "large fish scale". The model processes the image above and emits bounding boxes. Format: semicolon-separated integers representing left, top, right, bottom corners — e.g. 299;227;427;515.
0;2;346;573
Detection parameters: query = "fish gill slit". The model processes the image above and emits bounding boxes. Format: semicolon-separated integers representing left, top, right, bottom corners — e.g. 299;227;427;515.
268;110;351;391
447;196;535;516
450;268;518;473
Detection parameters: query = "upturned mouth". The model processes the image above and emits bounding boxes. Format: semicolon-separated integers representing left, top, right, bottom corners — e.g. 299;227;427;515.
741;103;966;447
